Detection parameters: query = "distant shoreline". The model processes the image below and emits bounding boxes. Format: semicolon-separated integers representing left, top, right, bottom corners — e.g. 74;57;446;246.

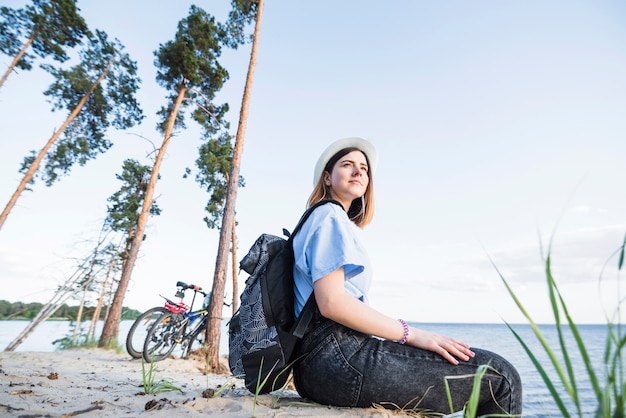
1;317;77;321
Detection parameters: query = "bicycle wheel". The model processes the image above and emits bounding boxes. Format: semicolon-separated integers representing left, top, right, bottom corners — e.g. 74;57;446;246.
143;312;185;362
125;306;169;359
181;316;208;359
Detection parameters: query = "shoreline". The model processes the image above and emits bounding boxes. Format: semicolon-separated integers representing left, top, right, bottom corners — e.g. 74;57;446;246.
0;348;407;417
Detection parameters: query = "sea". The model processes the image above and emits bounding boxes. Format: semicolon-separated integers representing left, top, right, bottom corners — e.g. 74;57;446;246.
0;320;611;417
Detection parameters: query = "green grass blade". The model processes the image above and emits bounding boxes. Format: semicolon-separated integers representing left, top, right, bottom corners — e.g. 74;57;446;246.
545;255;581;413
252;357;281;417
443;374;454;415
495;227;626;417
607;332;626;416
442;364;497;417
505;322;571;418
270;354;303;392
494;258;574;395
556;280;603;402
140;353;182;395
141;356;155;394
617;231;625;271
543;235;583;410
465;364;488;418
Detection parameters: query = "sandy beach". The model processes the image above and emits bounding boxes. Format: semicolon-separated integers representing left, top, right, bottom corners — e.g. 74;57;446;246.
0;348;411;417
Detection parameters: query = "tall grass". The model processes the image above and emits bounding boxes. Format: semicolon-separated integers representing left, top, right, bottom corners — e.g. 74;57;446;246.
141;355;183;395
53;331;122;353
493;231;626;417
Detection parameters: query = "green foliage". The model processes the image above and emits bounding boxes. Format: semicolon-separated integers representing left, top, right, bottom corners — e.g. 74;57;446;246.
0;300;46;319
155;5;249;231
495;232;626;417
0;7;26;60
153;5;229;134
0;0;89;71
106;159;161;234
0;299;141;320
179;1;258;231
53;332;97;350
21;29;143;186
53;330;122;352
223;0;259;48
191;132;245;230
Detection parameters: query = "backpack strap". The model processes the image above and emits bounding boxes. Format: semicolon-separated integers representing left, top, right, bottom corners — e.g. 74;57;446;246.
289;199;342;338
286;199;342;242
292;293;316;338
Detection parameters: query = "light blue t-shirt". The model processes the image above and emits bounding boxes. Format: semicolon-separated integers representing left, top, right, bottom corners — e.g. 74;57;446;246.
293;203;372;316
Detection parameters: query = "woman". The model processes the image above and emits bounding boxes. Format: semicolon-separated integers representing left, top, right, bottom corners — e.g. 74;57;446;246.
292;137;522;416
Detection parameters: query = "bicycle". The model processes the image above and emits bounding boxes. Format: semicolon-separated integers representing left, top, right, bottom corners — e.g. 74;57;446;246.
142;282;213;363
125;281;198;359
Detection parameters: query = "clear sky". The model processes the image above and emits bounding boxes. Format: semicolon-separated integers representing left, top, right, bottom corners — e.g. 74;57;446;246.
1;0;625;325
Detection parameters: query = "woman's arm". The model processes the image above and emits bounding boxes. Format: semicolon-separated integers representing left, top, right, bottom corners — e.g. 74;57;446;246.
314;267;475;365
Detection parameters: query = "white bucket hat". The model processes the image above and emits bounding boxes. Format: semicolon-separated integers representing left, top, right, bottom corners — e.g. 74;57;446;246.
313;137;378;186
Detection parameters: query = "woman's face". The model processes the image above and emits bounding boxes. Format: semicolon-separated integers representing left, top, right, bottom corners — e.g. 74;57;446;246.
324;150;370;210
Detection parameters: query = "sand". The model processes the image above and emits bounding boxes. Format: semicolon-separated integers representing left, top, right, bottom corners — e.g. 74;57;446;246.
0;348;411;417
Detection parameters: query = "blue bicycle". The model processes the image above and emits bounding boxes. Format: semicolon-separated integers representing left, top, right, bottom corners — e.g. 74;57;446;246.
142;282;211;362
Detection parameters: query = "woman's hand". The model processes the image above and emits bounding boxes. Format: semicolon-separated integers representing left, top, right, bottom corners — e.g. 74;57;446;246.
407;327;475;365
314;268;475;366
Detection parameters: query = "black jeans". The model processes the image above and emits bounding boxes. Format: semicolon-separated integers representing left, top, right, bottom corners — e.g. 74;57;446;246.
293;318;522;416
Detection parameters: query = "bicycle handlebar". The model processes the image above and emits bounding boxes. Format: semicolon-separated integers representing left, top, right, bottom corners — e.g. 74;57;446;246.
176;281;203;292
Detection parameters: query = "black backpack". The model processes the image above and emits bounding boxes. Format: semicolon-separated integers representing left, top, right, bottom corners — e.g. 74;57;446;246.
228;200;341;394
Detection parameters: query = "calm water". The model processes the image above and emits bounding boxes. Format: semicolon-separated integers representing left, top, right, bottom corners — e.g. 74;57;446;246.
415;322;608;417
0;319;231;354
0;320;610;417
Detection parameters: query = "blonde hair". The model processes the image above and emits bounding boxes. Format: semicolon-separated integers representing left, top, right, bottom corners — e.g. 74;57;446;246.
307;147;375;227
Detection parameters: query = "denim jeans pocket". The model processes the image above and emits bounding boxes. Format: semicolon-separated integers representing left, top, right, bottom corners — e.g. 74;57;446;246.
298;332;363;407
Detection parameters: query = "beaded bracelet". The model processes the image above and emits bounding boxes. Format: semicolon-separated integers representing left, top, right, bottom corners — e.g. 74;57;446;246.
398;319;409;344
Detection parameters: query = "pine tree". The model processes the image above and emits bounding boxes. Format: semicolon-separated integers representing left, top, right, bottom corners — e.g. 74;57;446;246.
99;6;230;347
0;0;88;89
0;29;143;230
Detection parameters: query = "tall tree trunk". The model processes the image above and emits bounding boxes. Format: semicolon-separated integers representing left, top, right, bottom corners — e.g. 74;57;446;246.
0;60;113;231
72;285;88;343
99;82;187;347
88;251;117;340
231;218;239;315
0;32;35;89
88;278;106;340
103;276;116;324
205;0;263;371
